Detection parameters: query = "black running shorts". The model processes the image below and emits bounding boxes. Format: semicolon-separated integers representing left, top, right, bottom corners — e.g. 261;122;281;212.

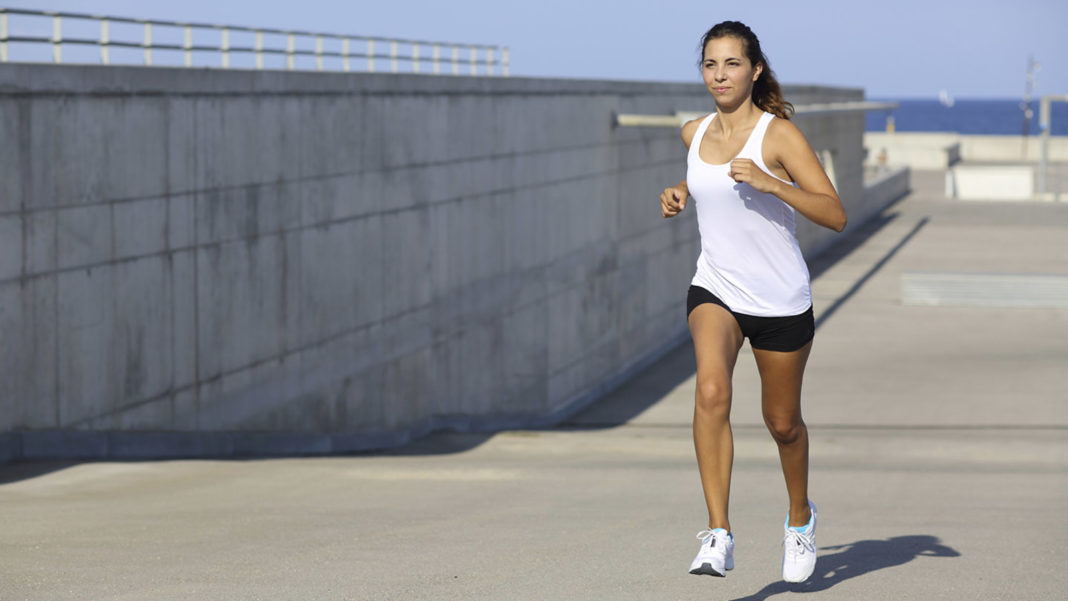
686;285;814;352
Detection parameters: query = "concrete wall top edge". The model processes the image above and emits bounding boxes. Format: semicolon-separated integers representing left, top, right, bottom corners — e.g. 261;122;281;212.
0;63;861;104
0;63;706;97
791;84;865;96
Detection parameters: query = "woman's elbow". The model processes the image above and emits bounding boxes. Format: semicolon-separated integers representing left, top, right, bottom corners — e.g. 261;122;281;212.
825;207;847;232
832;213;847;232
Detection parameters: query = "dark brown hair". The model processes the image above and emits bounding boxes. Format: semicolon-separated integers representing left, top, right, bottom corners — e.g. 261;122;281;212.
698;21;794;120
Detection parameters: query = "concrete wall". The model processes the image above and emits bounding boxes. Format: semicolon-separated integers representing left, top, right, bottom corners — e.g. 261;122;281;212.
864;166;911;208
0;64;866;460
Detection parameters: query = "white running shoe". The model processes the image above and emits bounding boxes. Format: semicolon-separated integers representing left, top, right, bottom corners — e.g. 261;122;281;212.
689;528;734;576
782;501;817;583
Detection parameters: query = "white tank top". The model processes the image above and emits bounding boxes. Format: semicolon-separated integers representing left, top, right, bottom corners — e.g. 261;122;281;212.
686;111;812;317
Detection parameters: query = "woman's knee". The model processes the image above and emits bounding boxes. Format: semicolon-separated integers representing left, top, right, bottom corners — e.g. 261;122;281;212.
695;377;732;418
764;413;805;444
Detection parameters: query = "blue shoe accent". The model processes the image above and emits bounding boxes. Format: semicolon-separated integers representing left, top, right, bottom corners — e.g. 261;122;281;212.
786;501;815;532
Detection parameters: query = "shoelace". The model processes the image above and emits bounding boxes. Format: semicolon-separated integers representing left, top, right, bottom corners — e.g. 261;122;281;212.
696;529;718;546
783;528;815;557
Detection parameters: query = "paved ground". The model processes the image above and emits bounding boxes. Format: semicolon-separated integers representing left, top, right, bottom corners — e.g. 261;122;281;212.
2;170;1067;600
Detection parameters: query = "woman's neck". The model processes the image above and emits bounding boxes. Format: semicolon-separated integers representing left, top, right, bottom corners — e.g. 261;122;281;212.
712;101;762;135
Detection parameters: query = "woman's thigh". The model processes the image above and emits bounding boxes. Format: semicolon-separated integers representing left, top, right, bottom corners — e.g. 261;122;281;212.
688;303;745;404
752;342;813;421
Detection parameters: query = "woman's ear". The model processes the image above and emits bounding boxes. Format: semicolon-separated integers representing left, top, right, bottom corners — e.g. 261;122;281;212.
752;63;763;82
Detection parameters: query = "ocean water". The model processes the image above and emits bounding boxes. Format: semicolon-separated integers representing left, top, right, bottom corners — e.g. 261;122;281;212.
864;98;1068;136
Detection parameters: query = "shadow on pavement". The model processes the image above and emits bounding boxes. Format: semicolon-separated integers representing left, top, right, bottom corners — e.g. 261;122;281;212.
371;431;497;456
730;534;960;600
806;207;902;281
0;460;84;485
558;341;697;429
813;214;927;330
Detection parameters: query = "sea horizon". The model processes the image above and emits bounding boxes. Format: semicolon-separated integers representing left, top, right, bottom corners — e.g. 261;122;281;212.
867;96;1053;101
863;97;1068;136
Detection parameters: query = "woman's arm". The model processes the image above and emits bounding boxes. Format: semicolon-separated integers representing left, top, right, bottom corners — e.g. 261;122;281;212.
661;118;702;218
726;119;847;232
661;179;689;218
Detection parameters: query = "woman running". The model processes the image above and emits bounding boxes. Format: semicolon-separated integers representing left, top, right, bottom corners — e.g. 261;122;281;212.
659;20;846;583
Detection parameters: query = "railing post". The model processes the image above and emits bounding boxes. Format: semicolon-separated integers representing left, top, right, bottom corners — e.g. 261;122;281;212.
98;19;110;64
221;27;230;68
432;43;440;74
367;39;375;72
286;33;294;70
1039;96;1052;195
452;45;459;75
342;37;350;72
390;40;397;73
143;22;152;65
502;47;509;76
412;43;420;73
315;35;323;70
0;11;6;63
255;31;263;69
183;25;192;67
52;15;62;63
469;46;476;75
487;47;494;76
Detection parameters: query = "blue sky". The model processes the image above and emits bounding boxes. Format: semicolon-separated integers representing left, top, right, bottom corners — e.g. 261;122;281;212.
5;0;1067;99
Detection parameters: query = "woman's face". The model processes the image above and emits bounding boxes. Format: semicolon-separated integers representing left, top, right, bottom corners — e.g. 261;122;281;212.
701;36;762;105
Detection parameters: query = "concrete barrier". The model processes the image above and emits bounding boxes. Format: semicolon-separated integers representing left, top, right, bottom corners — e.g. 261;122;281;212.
0;64;867;461
865;131;1068;167
947;165;1035;200
864;132;961;169
864;166;910;208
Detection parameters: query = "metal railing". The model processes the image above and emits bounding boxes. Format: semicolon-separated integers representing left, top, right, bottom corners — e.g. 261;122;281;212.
0;7;509;75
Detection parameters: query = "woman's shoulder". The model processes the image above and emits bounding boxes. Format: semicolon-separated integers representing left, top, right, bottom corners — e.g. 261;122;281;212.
766;114;802;136
765;115;812;154
681;113;713;148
